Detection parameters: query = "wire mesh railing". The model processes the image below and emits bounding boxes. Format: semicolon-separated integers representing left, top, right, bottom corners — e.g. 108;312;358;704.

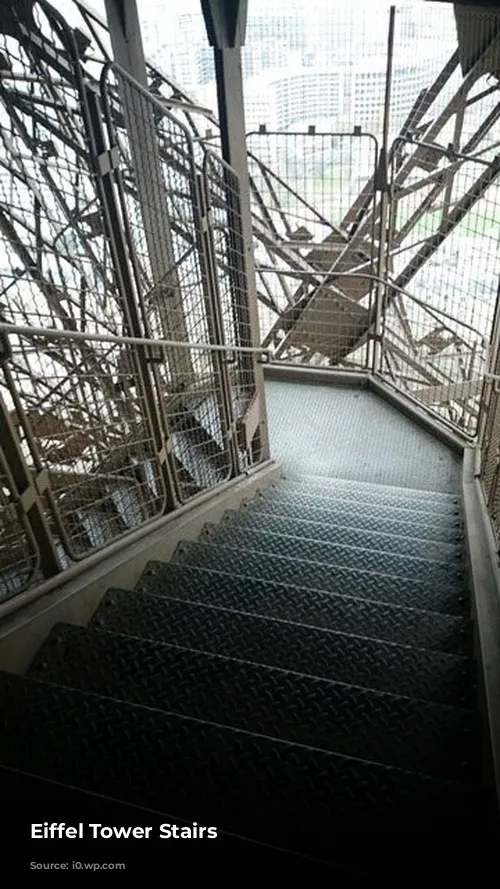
203;150;262;468
0;1;268;603
479;385;500;543
242;5;500;440
248;263;488;436
478;294;500;545
0;434;41;598
247;130;379;369
0;324;269;602
1;327;168;565
379;282;488;438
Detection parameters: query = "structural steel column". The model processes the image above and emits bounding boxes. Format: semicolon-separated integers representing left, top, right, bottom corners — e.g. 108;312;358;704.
103;0;192;382
373;5;395;374
201;0;270;459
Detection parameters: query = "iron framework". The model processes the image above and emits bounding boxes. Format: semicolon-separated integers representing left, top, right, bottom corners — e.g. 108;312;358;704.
2;0;500;597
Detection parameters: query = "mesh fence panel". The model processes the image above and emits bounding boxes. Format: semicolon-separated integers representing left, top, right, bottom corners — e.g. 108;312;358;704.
377;3;500;436
0;5;123;337
247;131;378;368
0;1;260;597
481;384;500;521
0;5;169;567
381;288;487;437
203;150;262;469
100;67;236;500
2;330;166;560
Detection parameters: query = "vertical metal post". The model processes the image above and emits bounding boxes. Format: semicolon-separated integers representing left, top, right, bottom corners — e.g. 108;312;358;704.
372;5;396;375
103;0;192;382
194;171;240;476
201;0;270;460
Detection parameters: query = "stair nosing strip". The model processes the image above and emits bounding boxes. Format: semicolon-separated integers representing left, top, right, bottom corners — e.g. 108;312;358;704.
242;503;462;543
254;489;461;518
223;509;463;554
277;474;460;500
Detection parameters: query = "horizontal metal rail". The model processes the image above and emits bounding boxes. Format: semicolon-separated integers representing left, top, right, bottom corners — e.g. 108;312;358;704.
0;324;272;359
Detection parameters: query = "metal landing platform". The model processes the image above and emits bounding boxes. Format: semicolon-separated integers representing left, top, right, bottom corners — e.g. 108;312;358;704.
265;380;462;493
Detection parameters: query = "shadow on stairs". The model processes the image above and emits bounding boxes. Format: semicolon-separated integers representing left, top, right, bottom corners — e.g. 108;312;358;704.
0;473;497;878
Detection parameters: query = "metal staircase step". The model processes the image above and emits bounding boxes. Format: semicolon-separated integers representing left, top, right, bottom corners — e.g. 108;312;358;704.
136;562;472;655
221;509;463;563
257;478;461;517
172;431;227;489
0;672;483;871
30;622;478;782
278;474;459;508
73;505;126;551
106;484;144;528
241;494;461;543
92;590;475;707
201;524;465;589
253;485;461;526
171;540;469;616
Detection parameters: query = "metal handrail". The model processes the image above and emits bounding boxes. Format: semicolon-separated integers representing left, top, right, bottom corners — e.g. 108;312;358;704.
0;323;271;359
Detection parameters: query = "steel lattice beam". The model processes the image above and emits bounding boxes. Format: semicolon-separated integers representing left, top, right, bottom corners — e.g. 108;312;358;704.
0;0;498;446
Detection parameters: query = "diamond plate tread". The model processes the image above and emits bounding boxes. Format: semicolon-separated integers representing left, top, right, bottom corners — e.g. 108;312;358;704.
30;622;478;782
242;494;461;543
277;475;459;508
92;590;475;707
222;509;464;564
257;484;461;520
202;524;466;590
171;540;469;616
264;381;462;495
136;563;472;655
254;485;461;528
0;673;484;865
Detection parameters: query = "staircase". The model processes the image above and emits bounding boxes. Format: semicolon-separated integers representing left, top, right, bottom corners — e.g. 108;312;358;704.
0;470;495;877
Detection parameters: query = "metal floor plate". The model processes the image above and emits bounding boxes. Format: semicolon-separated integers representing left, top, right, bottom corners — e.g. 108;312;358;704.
171;540;469;615
202;524;465;588
136;562;472;655
30;622;478;781
265;381;462;493
92;590;475;706
0;672;483;868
